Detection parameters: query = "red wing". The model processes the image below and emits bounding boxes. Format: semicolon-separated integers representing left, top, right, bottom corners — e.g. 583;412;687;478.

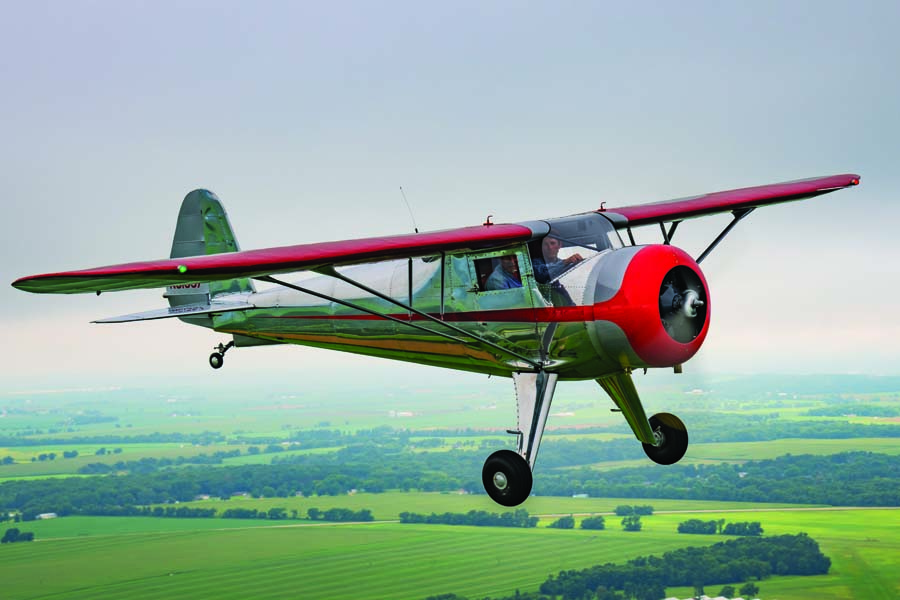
600;174;860;227
12;223;536;294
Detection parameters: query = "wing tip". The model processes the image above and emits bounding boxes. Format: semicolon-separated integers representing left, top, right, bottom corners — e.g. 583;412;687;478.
11;277;37;293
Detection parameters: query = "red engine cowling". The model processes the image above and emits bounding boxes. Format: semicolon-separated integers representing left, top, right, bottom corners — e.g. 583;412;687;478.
584;245;710;369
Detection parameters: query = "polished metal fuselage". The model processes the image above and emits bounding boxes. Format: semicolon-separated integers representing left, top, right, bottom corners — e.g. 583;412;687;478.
211;244;630;380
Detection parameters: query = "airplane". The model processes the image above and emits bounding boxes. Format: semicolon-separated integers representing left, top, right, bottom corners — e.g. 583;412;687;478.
12;173;860;506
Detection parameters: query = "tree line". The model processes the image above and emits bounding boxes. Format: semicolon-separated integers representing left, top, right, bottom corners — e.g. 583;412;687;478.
399;509;537;528
8;503;374;522
677;519;763;536
306;508;374;522
2;528;34;543
2;450;898;519
614;505;654;516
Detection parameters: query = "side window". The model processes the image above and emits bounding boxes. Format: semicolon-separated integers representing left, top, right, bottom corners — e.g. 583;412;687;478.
473;254;523;291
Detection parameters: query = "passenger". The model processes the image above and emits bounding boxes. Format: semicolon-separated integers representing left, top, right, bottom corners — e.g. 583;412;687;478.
485;255;523;289
533;237;583;283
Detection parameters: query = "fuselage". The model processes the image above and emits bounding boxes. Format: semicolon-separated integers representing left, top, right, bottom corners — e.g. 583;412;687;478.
210;213;710;380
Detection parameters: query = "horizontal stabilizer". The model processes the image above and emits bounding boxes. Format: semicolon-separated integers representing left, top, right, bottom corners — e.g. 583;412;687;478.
92;301;254;324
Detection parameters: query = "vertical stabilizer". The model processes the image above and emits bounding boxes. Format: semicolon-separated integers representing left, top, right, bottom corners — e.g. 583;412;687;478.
166;189;255;324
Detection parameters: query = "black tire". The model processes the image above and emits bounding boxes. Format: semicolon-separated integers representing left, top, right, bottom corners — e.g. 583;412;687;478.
482;449;533;507
642;412;688;465
209;352;224;370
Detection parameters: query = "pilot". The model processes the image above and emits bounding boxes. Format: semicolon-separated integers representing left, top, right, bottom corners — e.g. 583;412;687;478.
485;255;523;290
533;237;583;284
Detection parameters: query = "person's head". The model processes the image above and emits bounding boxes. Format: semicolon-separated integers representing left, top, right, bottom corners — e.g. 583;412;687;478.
500;255;519;277
542;237;562;261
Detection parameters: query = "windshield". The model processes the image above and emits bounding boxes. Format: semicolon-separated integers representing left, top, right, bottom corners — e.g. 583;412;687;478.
543;213;622;253
528;213;622;283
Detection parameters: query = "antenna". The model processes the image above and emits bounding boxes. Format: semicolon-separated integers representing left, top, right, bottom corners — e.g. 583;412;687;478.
400;186;419;234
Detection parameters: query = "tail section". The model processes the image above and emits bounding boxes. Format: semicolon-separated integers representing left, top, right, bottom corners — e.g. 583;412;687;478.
166;189;255;324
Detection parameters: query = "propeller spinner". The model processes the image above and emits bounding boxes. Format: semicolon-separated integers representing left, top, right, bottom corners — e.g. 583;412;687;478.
659;266;708;343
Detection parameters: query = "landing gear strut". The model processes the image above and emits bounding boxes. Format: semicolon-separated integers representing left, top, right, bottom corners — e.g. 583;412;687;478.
482;371;558;506
597;370;689;465
209;340;234;370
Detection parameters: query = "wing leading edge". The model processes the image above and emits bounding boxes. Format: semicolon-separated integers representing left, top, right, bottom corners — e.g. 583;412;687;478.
12;173;861;295
600;173;860;227
13;223;540;295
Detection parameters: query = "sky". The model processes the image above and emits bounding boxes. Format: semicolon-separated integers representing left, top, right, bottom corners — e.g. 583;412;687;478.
2;1;899;392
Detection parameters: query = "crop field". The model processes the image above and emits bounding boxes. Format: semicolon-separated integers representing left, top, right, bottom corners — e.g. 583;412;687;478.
0;442;254;478
11;515;297;538
0;517;744;600
3;505;897;600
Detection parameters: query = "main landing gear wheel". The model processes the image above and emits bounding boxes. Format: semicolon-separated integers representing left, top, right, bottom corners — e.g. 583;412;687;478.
482;449;532;507
642;412;689;465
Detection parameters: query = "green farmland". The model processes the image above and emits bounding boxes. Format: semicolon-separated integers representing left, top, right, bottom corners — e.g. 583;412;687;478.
3;375;900;599
5;520;715;600
3;503;898;600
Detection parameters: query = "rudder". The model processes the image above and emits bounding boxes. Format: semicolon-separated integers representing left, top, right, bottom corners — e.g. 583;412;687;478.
166;189;255;319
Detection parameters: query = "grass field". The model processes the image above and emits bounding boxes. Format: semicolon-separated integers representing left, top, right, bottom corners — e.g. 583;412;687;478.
3;504;897;600
686;437;900;460
9;515;303;538
0;519;728;600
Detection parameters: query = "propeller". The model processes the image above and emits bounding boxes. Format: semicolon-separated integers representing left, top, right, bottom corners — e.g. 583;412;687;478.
659;266;707;343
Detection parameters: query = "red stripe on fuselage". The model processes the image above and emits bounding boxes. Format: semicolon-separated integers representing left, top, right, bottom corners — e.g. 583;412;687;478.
256;305;594;324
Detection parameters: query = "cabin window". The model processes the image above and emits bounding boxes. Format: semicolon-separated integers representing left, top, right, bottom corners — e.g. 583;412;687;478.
473;254;523;291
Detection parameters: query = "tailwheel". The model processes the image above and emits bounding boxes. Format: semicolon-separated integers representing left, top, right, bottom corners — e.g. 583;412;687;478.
482;449;532;507
208;340;234;370
642;412;689;465
209;352;224;369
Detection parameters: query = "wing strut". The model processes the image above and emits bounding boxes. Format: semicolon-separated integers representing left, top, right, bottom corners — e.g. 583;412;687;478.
696;208;754;264
313;266;542;369
257;271;542;370
256;275;468;344
660;220;682;245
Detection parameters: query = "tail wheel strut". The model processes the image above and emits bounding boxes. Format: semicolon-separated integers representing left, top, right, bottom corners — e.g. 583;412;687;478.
209;340;234;370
